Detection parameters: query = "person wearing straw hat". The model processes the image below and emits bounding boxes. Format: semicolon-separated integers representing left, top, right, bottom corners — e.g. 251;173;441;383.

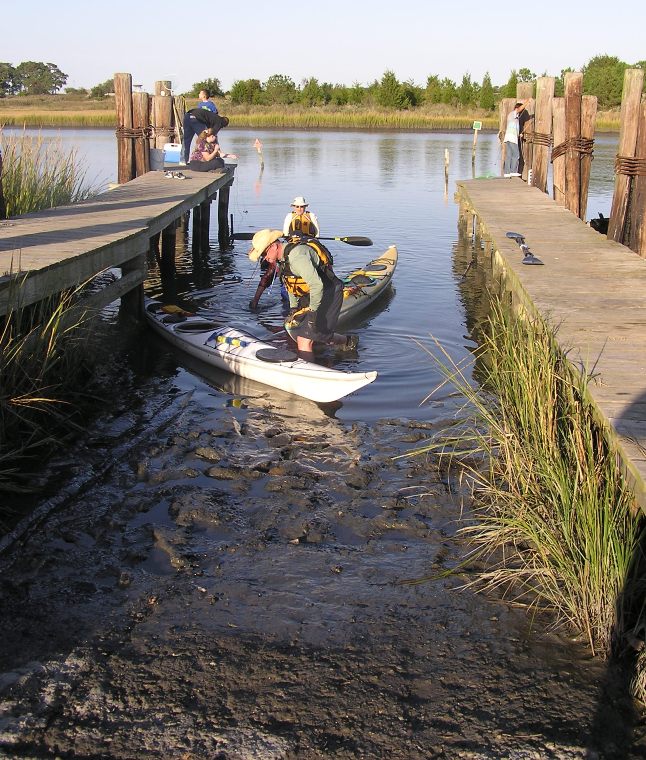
248;229;358;361
283;196;320;238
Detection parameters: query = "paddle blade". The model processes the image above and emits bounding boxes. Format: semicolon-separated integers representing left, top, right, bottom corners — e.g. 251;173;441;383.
334;236;373;246
232;232;255;240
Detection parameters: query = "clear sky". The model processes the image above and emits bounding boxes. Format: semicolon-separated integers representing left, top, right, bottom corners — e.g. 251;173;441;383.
3;0;644;94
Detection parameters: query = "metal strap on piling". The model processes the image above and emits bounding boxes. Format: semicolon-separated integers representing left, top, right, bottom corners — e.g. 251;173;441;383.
614;155;646;176
551;137;594;162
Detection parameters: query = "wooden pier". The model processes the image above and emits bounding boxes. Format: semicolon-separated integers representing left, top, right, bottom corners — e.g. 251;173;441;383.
0;166;235;317
456;178;646;509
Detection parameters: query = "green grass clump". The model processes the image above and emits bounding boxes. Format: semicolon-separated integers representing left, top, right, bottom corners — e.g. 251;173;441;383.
0;129;98;216
408;299;644;657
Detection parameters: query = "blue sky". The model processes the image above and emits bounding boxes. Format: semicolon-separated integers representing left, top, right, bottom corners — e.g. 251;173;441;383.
4;0;644;94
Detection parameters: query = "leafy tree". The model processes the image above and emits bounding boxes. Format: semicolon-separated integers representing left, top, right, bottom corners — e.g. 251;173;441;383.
90;78;114;99
64;87;89;96
229;78;263;104
554;67;573;97
425;75;442;104
503;70;518;99
457;73;475;106
264;74;297;105
479;73;495;110
401;79;423;107
347;81;365;106
300;77;327;106
376;70;407;109
0;63;18;97
189;78;224;97
582;54;628;108
15;61;67;94
517;67;536;83
439;77;457;105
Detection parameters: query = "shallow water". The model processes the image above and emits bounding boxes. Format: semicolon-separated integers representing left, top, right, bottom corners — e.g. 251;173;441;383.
3;126;642;759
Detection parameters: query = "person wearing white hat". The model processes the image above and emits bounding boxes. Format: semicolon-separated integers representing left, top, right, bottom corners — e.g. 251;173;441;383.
282;196;320;238
248;229;357;361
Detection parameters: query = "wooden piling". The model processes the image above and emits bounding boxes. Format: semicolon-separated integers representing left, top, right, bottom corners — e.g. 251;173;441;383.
530;77;554;193
132;91;150;177
579;95;598;222
114;73;135;184
151;94;175;151
199;201;211;252
155;80;172;97
626;101;646;257
564;73;582;217
218;184;232;246
608;69;646;246
552;97;566;205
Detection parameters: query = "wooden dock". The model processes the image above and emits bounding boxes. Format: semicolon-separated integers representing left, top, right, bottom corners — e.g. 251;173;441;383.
0;166;235;316
455;178;646;509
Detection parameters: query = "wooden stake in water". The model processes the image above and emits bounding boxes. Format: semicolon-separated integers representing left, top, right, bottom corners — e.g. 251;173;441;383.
472;120;481;166
254;138;264;170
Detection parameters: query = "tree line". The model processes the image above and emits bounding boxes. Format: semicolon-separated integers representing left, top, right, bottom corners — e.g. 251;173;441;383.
2;55;644;110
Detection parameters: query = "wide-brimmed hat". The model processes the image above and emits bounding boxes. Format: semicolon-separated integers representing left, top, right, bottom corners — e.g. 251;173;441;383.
248;229;283;262
291;196;308;207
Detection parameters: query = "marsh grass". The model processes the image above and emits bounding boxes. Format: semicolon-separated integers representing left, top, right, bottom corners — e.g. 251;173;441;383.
407;299;645;657
0;129;98;217
0;282;98;507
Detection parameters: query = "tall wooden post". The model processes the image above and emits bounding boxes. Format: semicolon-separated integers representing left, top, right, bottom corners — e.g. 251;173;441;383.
155;80;172;97
132;91;150;177
608;69;645;245
152;95;174;151
531;77;554;193
218;183;232;246
114;73;135;184
517;82;534;102
627;102;646;257
564;73;582;217
552;98;566;205
579;95;598;222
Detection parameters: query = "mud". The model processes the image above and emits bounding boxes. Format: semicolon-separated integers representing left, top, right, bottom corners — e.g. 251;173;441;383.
1;375;645;759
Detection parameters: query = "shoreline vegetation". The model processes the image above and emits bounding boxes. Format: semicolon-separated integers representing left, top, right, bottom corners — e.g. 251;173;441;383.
0;96;622;131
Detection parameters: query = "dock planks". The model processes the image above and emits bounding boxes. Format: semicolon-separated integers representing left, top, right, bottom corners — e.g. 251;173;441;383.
456;178;646;509
0;167;235;313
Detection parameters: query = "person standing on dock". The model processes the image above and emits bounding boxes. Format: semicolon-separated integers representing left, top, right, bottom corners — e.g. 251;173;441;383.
182;111;229;165
248;229;357;360
283;196;320;237
198;89;218;113
503;102;525;177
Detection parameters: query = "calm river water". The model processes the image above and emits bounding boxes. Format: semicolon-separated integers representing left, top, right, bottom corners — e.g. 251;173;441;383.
6;126;618;422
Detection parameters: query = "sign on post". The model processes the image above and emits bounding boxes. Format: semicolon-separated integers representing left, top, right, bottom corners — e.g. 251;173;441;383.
472;121;482;131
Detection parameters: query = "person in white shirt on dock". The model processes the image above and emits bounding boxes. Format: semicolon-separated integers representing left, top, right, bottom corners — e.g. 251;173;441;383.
503;102;525;177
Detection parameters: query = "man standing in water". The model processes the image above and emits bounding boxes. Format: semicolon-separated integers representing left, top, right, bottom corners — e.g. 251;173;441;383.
248;229;358;361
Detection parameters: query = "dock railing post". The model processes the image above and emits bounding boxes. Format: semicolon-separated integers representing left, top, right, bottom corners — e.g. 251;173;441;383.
608;69;645;248
579;95;598;222
114;73;135;184
132;91;150;177
530;77;554;193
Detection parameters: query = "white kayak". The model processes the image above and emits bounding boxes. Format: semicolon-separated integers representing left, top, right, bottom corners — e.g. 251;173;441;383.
144;245;397;403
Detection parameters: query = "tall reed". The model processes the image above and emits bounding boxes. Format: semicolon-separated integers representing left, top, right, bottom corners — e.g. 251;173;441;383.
0;129;97;217
409;299;644;657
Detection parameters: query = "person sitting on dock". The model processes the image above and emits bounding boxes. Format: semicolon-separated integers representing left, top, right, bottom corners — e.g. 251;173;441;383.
182;111;229;165
283;196;320;237
248;229;357;361
502;102;525;177
187;129;237;172
198;89;218;113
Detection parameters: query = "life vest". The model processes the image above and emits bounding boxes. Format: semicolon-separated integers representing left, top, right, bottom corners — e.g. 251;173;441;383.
281;240;333;297
288;212;317;236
